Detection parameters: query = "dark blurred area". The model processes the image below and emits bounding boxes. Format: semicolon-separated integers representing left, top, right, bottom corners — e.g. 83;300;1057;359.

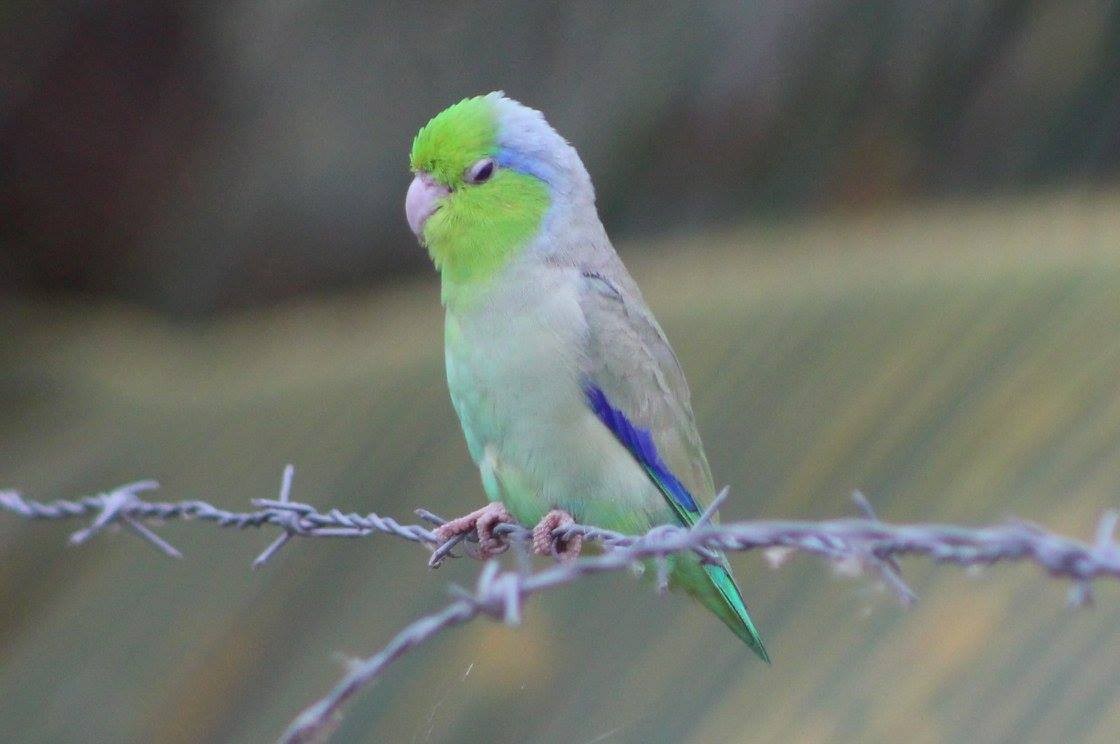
3;1;1118;315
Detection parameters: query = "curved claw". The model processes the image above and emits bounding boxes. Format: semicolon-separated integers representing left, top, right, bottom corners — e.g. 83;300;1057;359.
433;502;513;561
532;509;582;563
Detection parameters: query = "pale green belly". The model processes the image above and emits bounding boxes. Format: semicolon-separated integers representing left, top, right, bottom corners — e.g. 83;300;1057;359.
444;299;666;534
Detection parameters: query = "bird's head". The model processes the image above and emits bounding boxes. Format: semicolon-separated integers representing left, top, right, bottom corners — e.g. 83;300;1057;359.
407;92;593;287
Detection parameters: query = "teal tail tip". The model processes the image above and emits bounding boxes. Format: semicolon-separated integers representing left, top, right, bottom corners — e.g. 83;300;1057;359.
743;627;771;665
730;605;770;664
704;562;771;664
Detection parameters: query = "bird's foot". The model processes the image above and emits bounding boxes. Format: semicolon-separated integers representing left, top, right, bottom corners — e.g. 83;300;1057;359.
532;509;583;563
433;502;513;559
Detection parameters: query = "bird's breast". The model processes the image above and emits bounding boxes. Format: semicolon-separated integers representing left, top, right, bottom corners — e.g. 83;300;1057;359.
443;266;661;529
444;269;587;456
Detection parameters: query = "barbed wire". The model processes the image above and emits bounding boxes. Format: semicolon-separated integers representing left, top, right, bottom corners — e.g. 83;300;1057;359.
3;467;1120;743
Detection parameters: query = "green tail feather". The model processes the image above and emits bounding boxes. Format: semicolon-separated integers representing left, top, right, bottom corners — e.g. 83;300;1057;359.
704;562;769;662
675;558;769;663
584;387;768;660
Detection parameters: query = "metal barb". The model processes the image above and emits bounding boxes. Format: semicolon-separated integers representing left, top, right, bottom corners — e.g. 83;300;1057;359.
655;557;671;595
1068;581;1094;608
1095;510;1119;551
851;490;877;520
428;533;468;568
252;467;304;567
5;473;1120;744
415;508;448;526
69;481;163;552
694;486;730;528
122;515;183;559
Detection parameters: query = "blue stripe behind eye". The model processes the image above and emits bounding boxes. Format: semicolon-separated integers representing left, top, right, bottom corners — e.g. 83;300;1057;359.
584;383;699;514
495;147;555;185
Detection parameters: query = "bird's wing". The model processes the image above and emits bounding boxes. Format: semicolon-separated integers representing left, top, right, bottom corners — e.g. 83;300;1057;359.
575;264;769;660
576;267;716;524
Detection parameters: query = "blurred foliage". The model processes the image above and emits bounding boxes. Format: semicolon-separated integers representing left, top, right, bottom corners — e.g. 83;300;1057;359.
3;191;1120;742
2;1;1120;313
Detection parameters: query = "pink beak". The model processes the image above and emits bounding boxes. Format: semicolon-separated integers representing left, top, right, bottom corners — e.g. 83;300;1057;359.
405;172;449;237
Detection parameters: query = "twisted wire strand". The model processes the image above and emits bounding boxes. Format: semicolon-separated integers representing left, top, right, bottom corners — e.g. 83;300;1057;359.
4;467;1119;743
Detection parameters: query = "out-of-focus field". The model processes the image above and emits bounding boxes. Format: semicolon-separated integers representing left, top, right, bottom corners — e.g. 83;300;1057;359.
4;191;1120;743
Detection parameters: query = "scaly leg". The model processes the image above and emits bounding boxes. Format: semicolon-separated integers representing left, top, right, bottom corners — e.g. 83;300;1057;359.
532;509;583;563
433;502;513;559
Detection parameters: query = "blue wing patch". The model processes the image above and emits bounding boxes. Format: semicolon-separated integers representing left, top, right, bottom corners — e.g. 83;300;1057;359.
584;383;700;517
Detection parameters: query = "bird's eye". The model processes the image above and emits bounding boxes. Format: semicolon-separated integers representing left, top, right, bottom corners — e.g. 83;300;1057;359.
466;158;495;184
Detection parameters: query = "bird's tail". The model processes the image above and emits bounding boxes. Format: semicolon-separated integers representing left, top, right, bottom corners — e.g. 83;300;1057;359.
676;556;769;663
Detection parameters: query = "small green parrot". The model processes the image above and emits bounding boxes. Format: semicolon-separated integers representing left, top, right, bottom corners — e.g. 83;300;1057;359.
405;93;768;661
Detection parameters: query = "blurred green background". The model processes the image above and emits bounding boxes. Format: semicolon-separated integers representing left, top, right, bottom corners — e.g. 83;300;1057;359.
4;2;1120;743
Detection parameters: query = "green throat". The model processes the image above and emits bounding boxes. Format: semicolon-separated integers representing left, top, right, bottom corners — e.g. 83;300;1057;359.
423;169;550;292
410;95;551;302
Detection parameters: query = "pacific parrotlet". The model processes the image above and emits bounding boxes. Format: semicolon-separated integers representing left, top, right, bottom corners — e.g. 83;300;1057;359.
405;93;768;662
